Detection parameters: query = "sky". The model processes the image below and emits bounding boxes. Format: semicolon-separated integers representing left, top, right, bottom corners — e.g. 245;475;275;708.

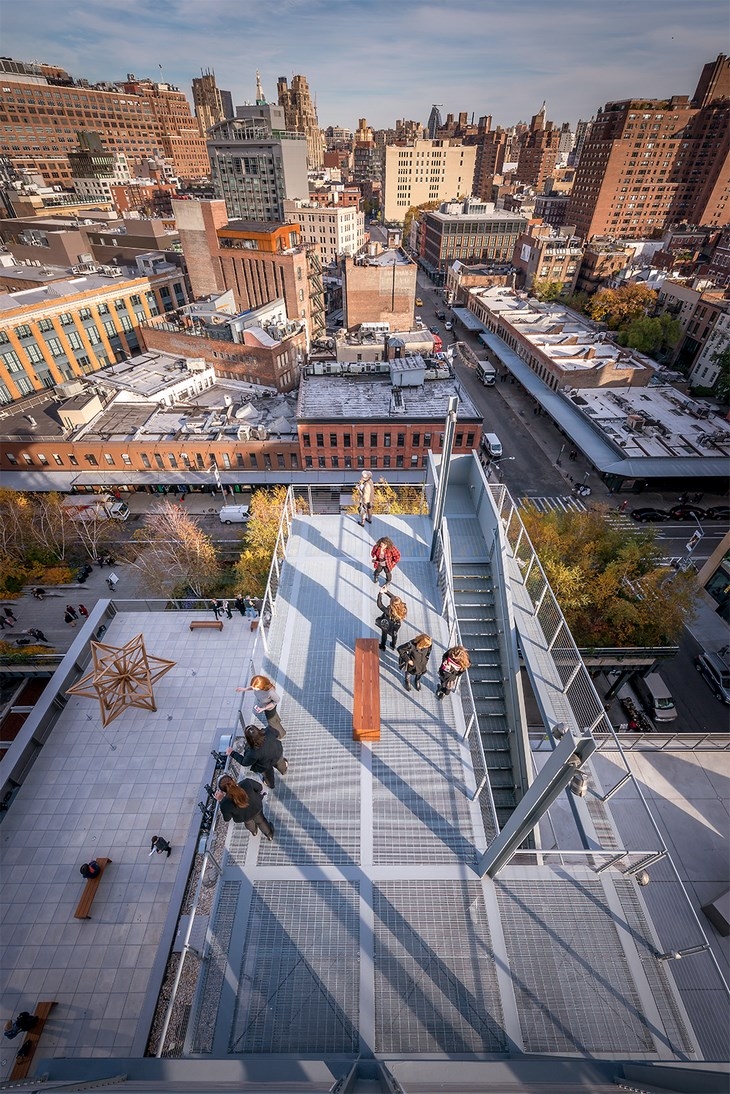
1;0;728;130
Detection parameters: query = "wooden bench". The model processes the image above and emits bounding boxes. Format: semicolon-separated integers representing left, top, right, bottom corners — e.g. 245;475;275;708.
189;619;223;631
9;1000;57;1080
353;638;380;741
74;857;112;920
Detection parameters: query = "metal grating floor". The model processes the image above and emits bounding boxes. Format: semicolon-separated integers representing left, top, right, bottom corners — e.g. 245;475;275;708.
230;881;360;1055
373;880;506;1053
495;874;656;1054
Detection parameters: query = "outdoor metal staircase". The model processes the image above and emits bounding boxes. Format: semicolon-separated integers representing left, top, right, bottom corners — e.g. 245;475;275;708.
452;561;518;827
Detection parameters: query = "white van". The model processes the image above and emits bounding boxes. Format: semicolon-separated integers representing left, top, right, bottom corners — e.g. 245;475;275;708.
219;505;250;525
633;672;677;722
476;361;497;386
481;433;503;459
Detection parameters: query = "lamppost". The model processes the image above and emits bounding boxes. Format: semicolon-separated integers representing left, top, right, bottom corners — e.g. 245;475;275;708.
209;463;225;503
495;456;516;483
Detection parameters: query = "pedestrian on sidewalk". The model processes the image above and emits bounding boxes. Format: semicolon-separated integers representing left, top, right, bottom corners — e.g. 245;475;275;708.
237;674;286;738
78;604;89;619
371;537;401;586
227;725;288;790
356;469;374;525
32;588;45;600
397;633;432;692
4;1012;39;1040
65;604;78;620
376;589;407;651
215;774;274;839
149;835;171;857
223;599;233;620
436;646;471;700
27;628;47;642
64;609;77;628
211;599;223;620
3;606;16;623
568;450;577;462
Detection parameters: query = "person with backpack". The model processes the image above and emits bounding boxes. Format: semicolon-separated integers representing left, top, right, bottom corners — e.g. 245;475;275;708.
376;589;407;652
371;537;401;586
397;633;433;692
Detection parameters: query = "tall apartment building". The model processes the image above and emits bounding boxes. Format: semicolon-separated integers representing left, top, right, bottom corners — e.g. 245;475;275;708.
0;57;209;184
383;139;477;223
514;104;562;189
0;265;188;404
192;70;232;137
172;199;325;342
567;54;730;240
473;128;508;201
206;114;308;222
277;74;325;170
283;200;364;265
419;199;526;273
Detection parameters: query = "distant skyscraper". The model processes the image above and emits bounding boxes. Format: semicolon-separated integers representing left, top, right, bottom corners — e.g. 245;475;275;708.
427;105;443;139
192;70;229;137
567;54;730;239
277;74;325;170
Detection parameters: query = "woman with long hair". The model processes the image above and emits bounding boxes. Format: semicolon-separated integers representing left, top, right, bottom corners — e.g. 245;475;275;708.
436;645;471;700
396;632;432;692
237;674;286;738
215;774;274;839
227;723;288;790
371;536;401;585
376;589;407;652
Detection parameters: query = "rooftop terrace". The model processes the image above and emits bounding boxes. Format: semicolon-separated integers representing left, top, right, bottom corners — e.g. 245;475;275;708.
0;459;727;1091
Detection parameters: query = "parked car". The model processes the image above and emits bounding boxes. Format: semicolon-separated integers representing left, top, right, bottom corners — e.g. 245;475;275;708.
630;508;671;523
436;310;446;321
444;321;454;331
695;651;730;705
669;505;706;521
705;505;730;520
429;325;439;334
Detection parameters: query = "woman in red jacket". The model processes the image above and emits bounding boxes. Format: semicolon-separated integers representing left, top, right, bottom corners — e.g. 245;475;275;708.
371;537;401;586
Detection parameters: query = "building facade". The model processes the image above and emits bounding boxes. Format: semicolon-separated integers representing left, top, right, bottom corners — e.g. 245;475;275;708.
420;200;527;273
0;267;188;404
511;223;583;292
383;140;477;223
342;248;417;332
567;55;730;239
277;74;325;170
514;104;562;190
283;199;364;264
192;70;231;137
206;117;309;222
0;59;209;184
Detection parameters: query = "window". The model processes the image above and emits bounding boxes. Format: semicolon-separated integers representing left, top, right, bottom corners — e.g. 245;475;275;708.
5;453;18;465
140;453;151;468
85;454;98;466
396;455;404;468
26;343;44;364
98;303;110;315
344;455;352;469
331;456;339;468
120;315;133;332
423;432;431;446
302;433;311;447
86;324;101;344
370;456;378;468
168;454;178;468
46;337;64;357
104;320;117;338
370;432;378;447
79;308;92;321
357;455;364;468
66;330;83;350
397;433;405;448
37;453;48;465
290;453;299;469
329;432;337;447
305;455;313;468
316;433;324;447
412;432;420;447
383;433;391;448
411;454;419;466
52;453;63;465
2;351;23;372
277;453;285;469
356;433;364;447
249;454;258;468
466;432;474;447
383;455;391;468
14;324;32;339
154;453;164;470
38;318;54;332
22;453;33;465
343;433;351;448
318;456;326;468
59;313;73;326
455;432;463;447
121;454;132;466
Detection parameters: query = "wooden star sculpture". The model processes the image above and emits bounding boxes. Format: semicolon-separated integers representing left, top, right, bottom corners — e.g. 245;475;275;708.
66;632;176;727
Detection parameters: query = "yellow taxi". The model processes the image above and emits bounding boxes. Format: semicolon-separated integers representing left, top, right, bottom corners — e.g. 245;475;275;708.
415;297;423;306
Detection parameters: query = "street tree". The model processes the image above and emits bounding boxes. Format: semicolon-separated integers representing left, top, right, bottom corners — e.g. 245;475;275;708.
231;486;291;597
127;500;220;598
616;313;682;356
519;504;696;648
587;283;657;328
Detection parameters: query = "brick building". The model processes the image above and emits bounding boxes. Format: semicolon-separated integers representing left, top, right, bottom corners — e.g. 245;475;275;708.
514;105;562;190
297;359;482;472
283;199;365;264
172;199;325;342
0;58;209;184
574;241;636;296
140;293;307;392
567;55;730;239
418;199;527;274
0;265;188;404
472;128;508;202
342;248;417;332
511;222;583;293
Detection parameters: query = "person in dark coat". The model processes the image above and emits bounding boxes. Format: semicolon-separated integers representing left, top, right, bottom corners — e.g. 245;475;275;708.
376;589;407;651
65;604;78;619
436;646;471;699
234;595;246;618
149;835;171;857
64;610;77;628
397;633;432;691
371;537;401;585
227;724;288;789
3;606;17;622
4;1012;38;1039
211;599;223;619
79;860;101;879
215;774;274;839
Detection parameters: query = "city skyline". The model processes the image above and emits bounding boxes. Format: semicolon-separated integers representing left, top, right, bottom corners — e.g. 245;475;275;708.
1;0;727;131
